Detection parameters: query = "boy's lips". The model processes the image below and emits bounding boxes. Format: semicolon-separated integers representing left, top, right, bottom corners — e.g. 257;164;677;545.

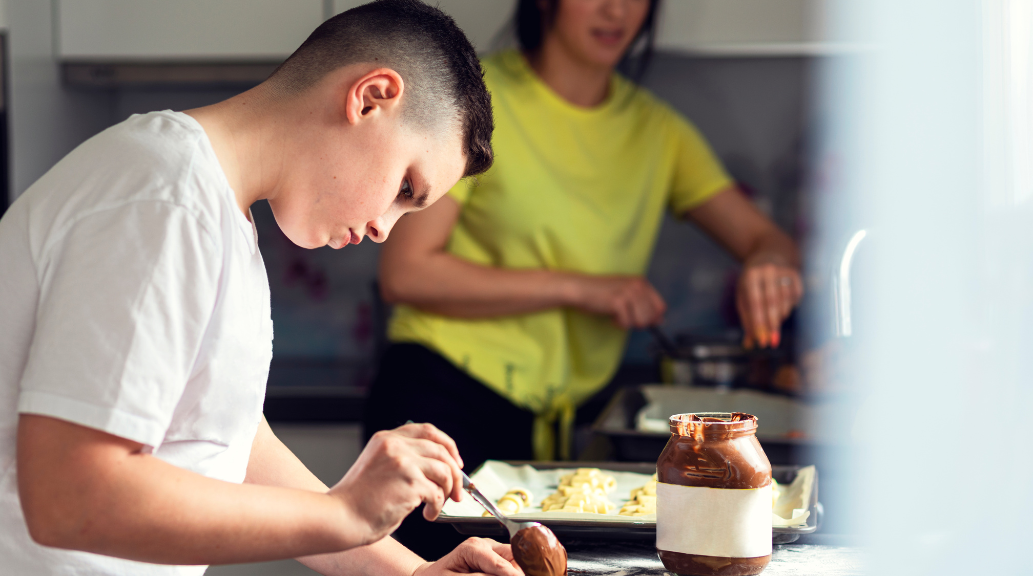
348;230;362;245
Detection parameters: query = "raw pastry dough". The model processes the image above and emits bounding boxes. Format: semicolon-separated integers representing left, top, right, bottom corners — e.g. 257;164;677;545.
541;468;617;514
483;488;535;517
618;473;658;516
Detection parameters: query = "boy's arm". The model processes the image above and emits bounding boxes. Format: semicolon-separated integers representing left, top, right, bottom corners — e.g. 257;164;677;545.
245;417;422;576
246;418;521;576
16;414;462;566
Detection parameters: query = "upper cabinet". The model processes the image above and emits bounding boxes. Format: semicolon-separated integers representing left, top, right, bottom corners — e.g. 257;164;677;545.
56;0;325;61
339;0;842;58
656;0;843;56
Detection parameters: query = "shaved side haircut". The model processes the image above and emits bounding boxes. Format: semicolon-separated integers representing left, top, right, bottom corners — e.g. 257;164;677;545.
270;0;494;176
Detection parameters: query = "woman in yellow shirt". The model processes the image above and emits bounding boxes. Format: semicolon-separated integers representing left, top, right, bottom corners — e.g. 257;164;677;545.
366;0;802;469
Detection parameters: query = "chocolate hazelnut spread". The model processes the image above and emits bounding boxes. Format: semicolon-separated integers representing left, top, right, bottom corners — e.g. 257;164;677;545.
511;524;567;576
656;412;772;576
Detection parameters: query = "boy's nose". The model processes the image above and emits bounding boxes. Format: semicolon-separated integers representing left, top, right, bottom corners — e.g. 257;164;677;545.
366;221;389;243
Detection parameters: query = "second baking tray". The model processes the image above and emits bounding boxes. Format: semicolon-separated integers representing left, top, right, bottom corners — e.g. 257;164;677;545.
434;461;822;543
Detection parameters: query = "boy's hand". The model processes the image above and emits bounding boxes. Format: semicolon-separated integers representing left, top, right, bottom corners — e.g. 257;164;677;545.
412;538;523;576
330;423;465;544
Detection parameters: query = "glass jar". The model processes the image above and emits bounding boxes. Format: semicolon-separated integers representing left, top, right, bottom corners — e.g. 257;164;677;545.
656;412;772;576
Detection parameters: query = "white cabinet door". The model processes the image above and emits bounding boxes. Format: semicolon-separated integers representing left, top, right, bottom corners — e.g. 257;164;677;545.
657;0;831;55
332;0;516;54
57;0;325;60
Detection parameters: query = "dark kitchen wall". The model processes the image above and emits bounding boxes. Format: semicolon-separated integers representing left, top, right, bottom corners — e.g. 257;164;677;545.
51;51;814;385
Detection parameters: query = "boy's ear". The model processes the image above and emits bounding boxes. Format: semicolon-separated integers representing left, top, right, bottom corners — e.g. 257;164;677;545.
345;68;405;125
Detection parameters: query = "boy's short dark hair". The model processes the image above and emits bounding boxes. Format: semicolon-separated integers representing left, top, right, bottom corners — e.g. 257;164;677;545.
270;0;494;177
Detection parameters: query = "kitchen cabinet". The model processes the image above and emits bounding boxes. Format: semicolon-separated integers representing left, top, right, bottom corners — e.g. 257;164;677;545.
55;0;852;88
656;0;850;56
337;0;849;57
56;0;325;61
56;0;847;63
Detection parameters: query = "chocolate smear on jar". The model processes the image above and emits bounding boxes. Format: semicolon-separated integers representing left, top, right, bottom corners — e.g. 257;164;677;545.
511;524;567;576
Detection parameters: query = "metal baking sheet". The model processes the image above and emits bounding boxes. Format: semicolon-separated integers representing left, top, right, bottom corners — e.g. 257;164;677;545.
434;461;821;542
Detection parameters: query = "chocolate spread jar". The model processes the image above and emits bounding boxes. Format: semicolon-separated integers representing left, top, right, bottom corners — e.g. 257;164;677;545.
656;412;772;576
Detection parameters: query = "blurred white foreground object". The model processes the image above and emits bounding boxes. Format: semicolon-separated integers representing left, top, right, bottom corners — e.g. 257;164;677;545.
816;0;1033;573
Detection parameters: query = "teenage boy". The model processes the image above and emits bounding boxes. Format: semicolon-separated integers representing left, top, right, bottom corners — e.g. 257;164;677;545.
0;1;511;575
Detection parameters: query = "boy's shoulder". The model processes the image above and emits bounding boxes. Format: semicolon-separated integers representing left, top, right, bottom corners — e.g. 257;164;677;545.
18;110;231;238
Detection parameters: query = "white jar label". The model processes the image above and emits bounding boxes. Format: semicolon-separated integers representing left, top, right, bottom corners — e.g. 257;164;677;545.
656;482;772;559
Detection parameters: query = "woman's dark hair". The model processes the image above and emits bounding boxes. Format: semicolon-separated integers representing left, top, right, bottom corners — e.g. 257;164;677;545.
515;0;662;82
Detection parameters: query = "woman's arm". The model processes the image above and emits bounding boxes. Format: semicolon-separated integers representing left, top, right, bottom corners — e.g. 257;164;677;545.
379;195;666;329
684;187;804;347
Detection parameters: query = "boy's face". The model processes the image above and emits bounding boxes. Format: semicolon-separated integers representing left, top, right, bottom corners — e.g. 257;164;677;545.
269;110;466;249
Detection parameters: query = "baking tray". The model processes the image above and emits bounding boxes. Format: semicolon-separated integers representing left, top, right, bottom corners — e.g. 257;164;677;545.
434;461;822;544
592;386;835;465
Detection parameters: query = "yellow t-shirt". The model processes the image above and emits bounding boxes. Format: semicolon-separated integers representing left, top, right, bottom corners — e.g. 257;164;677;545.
389;51;732;459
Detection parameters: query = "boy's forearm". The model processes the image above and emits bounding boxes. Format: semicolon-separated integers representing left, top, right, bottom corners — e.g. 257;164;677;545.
246;418;425;576
18;415;367;566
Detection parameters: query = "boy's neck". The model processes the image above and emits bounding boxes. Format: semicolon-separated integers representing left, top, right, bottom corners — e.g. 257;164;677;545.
527;41;612;108
185;87;289;220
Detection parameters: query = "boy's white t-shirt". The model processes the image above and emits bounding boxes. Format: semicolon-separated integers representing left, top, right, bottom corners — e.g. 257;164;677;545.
0;111;274;575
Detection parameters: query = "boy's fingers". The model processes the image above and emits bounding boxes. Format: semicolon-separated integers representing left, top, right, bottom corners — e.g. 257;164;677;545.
407;438;463;500
421;480;448;521
398;423;464;470
412;455;455;506
489;540;515;562
457;539;524;576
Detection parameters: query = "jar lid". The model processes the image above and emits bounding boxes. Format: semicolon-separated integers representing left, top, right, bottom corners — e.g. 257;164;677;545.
669;412;759;438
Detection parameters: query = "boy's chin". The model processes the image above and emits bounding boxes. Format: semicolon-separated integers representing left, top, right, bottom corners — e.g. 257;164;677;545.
281;227;325;250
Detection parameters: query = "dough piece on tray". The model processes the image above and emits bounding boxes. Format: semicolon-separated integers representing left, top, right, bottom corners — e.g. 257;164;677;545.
483;488;535;517
558;468;618;494
541;489;615;514
618;473;658;516
542;468;618;514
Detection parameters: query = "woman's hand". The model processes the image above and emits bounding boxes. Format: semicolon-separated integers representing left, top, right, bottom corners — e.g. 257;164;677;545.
685;187;804;348
567;274;667;329
329;423;464;545
412;538;523;576
736;256;803;348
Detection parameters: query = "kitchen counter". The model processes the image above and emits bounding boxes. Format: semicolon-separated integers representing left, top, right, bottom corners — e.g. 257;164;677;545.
566;535;864;575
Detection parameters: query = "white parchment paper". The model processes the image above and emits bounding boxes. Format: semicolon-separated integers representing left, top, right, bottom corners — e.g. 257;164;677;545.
440;461;657;523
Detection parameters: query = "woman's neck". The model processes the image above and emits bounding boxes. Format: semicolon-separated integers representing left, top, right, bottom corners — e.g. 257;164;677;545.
527;39;612;108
